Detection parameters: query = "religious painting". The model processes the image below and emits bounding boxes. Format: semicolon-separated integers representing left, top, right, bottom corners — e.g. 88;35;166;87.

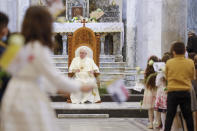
66;0;89;20
72;7;83;17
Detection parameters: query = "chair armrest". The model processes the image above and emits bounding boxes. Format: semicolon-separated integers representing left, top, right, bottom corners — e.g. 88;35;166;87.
68;72;74;77
94;73;100;77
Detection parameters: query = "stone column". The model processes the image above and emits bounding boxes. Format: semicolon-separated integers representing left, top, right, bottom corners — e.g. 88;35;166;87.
113;33;123;62
100;34;106;55
126;0;137;67
187;0;197;33
62;34;68;55
162;0;187;54
136;0;162;69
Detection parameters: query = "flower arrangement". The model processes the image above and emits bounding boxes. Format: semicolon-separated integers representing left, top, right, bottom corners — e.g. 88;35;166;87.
55;8;104;23
56;16;98;23
90;8;104;20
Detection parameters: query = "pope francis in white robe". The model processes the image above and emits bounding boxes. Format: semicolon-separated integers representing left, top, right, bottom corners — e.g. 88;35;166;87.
69;46;101;104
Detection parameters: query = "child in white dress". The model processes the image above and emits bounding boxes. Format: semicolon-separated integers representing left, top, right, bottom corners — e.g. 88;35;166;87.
0;6;92;131
142;56;159;129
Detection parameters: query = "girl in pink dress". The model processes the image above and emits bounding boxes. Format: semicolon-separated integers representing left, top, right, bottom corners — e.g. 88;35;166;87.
154;53;171;131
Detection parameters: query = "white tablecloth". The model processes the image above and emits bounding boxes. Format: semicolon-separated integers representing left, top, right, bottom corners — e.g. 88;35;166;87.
53;22;124;33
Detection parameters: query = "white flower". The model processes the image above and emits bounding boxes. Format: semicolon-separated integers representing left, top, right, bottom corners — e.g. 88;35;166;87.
9;34;25;46
161;67;166;72
148;60;154;66
56;17;65;23
140;71;145;74
135;66;141;71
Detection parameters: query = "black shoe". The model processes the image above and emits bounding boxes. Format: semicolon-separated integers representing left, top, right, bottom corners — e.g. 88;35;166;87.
84;101;92;104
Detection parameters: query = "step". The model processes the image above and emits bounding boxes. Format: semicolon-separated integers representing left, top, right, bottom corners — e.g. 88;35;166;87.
56;67;127;73
52;55;116;63
54;62;127;68
58;73;136;84
60;72;135;76
51;102;148;118
58;114;109;118
50;94;143;102
51;55;115;59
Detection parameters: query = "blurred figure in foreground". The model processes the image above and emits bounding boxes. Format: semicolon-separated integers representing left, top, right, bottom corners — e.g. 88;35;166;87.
0;12;10;102
0;6;92;131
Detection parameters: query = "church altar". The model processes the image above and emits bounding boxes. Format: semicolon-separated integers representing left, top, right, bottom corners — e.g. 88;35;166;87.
54;22;124;62
53;22;124;33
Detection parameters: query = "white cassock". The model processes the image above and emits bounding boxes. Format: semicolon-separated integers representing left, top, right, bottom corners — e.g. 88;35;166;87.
0;41;81;131
69;56;101;104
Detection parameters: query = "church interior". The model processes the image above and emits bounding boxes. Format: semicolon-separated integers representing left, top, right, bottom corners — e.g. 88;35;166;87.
0;0;197;131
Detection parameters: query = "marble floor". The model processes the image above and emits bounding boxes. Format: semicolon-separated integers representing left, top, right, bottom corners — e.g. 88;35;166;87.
51;102;142;110
56;118;151;131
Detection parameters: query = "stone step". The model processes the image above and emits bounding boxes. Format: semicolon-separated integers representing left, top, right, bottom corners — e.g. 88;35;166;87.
52;55;116;63
52;102;147;118
50;94;143;102
52;55;115;58
58;114;109;118
60;72;135;76
54;62;128;68
56;67;127;73
58;72;136;85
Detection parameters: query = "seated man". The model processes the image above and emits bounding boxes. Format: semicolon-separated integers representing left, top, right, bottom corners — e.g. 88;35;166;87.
69;46;101;104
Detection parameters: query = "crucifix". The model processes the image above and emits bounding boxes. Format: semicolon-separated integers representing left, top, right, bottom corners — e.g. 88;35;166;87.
81;19;87;27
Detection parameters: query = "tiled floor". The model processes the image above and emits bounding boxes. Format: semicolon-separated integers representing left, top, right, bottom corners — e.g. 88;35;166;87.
52;102;162;131
56;118;151;131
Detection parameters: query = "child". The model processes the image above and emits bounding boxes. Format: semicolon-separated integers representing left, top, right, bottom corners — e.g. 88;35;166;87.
165;42;195;131
0;12;10;102
0;6;92;131
191;55;197;131
154;53;171;131
0;12;8;54
143;55;159;129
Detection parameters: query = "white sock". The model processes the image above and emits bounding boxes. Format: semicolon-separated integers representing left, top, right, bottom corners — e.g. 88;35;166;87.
154;111;161;125
161;112;166;131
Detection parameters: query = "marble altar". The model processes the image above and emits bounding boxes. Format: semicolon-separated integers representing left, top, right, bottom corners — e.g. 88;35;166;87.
54;22;124;62
54;22;124;33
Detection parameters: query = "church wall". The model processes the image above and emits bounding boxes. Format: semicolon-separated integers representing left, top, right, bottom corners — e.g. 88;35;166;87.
17;0;30;31
136;0;162;69
112;0;123;22
188;0;197;33
161;0;187;54
0;0;19;32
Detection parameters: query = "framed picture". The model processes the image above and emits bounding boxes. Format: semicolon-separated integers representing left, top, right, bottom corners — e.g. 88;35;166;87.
72;7;83;17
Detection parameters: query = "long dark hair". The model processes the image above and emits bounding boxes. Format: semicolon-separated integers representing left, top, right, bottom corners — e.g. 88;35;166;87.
22;6;53;49
162;52;171;63
145;56;159;89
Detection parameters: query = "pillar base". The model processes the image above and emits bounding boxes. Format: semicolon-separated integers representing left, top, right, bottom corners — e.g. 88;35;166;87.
115;55;123;62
